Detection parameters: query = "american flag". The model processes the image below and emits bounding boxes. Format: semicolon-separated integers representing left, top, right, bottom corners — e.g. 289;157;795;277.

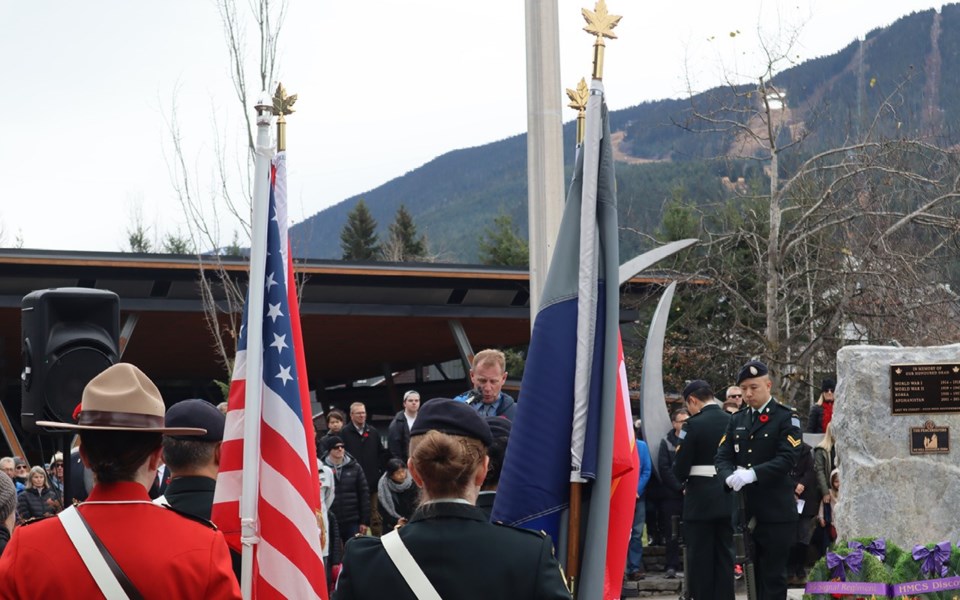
212;151;327;599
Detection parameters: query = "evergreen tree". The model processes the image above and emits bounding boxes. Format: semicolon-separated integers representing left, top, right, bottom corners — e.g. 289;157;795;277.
340;199;381;260
383;204;427;261
161;231;193;254
478;214;528;267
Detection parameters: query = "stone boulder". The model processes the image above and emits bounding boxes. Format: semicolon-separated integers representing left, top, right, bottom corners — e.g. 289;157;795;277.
833;344;960;548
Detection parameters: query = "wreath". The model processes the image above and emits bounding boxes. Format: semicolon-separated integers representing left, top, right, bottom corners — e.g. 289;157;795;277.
804;538;960;600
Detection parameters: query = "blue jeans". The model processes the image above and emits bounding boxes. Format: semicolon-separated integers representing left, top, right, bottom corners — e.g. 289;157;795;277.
626;497;646;572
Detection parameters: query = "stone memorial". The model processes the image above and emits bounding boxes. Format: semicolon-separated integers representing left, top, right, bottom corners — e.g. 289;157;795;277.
833;344;960;548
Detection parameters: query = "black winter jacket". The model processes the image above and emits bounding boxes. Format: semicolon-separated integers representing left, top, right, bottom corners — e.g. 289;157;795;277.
324;453;370;526
387;411;412;461
17;486;61;522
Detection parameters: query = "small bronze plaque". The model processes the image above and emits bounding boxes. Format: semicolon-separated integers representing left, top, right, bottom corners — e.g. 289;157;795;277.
910;421;949;454
891;363;960;415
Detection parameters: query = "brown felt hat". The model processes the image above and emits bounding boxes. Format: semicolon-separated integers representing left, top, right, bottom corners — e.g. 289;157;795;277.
35;363;206;436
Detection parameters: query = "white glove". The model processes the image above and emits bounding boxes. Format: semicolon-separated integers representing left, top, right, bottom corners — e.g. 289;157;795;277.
725;468;757;491
739;468;757;485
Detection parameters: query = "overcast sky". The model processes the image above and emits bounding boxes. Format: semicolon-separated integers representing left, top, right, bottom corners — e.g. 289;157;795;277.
0;0;946;252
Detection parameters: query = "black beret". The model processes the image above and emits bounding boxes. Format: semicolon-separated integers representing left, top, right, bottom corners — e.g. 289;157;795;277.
485;416;512;440
324;435;345;453
165;399;225;442
411;398;493;446
736;360;769;385
822;378;836;392
681;379;712;400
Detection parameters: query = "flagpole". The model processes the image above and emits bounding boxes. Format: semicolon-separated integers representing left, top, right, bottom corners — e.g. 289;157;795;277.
239;91;275;600
564;74;588;597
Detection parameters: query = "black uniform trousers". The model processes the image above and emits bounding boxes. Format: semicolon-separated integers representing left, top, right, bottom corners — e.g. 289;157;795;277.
659;496;683;570
751;520;795;600
683;517;734;600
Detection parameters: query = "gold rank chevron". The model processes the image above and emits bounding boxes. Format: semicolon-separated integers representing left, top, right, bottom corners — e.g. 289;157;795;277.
787;435;801;448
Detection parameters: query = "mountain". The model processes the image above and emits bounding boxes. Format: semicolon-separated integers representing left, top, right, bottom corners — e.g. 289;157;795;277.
291;5;959;263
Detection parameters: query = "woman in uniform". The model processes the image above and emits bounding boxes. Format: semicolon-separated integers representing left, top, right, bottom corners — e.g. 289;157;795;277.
333;398;571;600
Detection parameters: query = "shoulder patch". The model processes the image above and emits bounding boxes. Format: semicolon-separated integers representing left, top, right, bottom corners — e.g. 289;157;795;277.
791;416;801;429
161;504;218;530
678;429;687;440
786;434;802;448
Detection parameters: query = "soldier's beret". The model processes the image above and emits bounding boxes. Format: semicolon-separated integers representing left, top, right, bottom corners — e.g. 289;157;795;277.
485;416;512;440
164;399;225;442
411;398;493;446
681;379;712;400
736;360;769;385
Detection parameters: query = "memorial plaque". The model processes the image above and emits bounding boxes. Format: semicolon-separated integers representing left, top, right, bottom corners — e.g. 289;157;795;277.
910;420;949;455
890;363;960;415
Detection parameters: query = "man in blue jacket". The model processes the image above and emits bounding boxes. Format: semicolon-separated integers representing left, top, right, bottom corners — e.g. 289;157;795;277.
625;419;653;581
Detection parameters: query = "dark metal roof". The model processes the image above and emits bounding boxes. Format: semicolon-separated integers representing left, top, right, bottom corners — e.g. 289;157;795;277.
0;249;539;391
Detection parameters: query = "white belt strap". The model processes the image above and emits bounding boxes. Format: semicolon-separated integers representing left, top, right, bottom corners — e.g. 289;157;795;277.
381;530;443;600
59;506;131;600
690;465;717;477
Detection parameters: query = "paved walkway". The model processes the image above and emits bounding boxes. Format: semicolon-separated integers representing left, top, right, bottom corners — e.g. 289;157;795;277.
622;571;807;599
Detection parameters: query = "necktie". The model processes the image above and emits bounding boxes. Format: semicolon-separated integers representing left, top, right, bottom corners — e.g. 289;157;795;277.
751;410;758;426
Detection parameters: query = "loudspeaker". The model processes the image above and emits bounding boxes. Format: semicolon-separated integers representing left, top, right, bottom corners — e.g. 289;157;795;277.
21;288;120;432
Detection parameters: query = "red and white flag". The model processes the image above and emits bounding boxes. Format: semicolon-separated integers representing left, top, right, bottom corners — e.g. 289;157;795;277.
212;151;327;599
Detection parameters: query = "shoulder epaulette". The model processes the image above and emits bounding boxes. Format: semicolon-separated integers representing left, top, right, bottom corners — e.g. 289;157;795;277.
19;514;54;527
492;522;548;539
160;504;218;530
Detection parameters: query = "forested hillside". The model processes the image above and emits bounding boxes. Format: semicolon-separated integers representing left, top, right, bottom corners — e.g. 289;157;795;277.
291;6;960;263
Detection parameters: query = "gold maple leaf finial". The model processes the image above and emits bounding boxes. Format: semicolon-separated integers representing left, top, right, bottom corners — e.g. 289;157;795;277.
566;78;590;145
582;0;621;40
273;82;297;117
566;78;589;112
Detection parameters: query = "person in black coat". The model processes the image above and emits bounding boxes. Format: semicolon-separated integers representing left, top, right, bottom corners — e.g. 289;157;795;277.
387;391;420;461
16;467;62;523
159;398;241;582
787;442;821;584
322;436;371;541
716;360;802;600
377;458;419;532
341;402;388;534
674;380;734;600
657;408;688;578
334;398;571;600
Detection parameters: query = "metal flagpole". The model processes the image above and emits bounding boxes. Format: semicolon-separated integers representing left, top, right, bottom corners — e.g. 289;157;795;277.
239;92;275;600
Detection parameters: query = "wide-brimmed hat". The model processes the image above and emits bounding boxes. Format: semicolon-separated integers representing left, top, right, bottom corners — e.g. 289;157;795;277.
35;363;207;436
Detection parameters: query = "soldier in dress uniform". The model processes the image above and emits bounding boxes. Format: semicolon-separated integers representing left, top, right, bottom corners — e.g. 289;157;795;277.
0;363;240;599
334;398;571;600
715;360;802;600
674;379;735;600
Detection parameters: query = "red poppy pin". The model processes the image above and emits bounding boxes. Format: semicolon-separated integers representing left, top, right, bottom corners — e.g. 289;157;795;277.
759;414;770;423
362;432;369;439
72;403;83;421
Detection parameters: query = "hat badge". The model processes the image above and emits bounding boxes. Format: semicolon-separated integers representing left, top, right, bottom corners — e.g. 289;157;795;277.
749;366;758;376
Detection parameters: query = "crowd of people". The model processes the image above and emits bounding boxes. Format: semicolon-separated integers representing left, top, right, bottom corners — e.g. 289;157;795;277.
627;362;841;600
0;347;843;600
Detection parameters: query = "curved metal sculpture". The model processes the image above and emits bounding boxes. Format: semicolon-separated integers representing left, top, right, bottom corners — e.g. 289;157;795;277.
640;281;677;480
